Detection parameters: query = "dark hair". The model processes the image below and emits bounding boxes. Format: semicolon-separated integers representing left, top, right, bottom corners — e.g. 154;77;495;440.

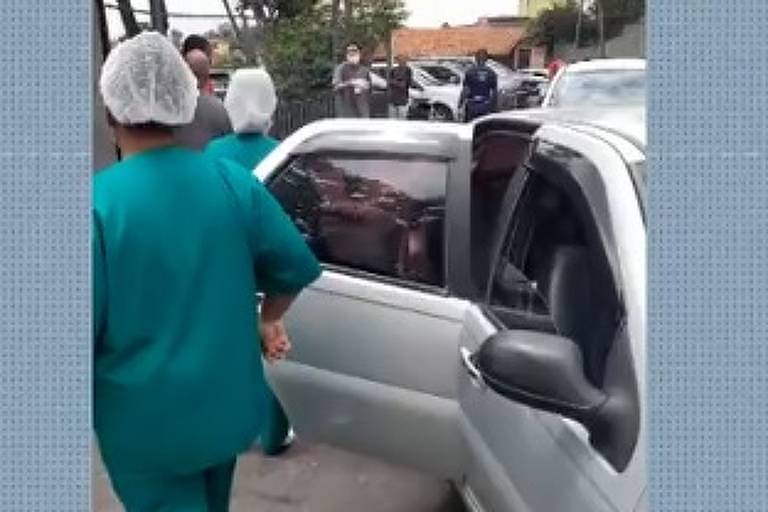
182;34;211;57
476;48;489;58
105;109;173;133
346;42;360;52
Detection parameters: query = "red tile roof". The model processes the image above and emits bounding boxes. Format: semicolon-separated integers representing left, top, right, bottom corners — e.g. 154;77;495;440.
391;26;528;58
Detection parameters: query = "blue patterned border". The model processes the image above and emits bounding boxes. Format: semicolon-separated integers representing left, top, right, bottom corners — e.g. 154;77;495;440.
648;1;768;510
0;2;91;510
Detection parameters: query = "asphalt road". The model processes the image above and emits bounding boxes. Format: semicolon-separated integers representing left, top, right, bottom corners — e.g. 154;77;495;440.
93;442;467;512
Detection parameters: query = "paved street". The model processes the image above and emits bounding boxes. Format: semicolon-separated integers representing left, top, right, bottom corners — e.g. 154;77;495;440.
94;442;467;512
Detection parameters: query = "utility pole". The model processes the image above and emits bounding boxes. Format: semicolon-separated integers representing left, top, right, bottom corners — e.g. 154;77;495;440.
597;0;606;58
331;0;341;61
573;0;584;50
148;0;168;35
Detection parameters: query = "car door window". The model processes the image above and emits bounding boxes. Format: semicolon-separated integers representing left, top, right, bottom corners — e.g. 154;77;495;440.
487;159;622;387
269;153;448;288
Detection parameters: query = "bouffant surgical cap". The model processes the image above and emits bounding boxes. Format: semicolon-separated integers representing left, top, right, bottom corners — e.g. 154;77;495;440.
224;68;278;134
100;31;198;126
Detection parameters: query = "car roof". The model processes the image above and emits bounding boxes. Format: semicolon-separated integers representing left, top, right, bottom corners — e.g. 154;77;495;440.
485;106;646;149
564;58;646;72
285;119;469;159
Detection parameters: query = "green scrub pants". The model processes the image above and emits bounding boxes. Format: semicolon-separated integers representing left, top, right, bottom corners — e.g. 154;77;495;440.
260;386;291;456
110;459;236;512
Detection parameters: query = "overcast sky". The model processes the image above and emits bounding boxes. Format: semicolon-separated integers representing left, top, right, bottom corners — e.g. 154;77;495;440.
106;0;520;38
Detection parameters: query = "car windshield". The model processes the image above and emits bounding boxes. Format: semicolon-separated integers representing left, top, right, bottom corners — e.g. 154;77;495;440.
413;67;442;86
549;69;646;107
417;65;460;84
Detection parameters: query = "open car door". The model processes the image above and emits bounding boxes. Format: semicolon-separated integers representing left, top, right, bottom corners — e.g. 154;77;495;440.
262;122;474;479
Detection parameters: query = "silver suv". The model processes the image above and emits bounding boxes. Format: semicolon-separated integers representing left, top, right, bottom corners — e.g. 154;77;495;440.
254;108;648;512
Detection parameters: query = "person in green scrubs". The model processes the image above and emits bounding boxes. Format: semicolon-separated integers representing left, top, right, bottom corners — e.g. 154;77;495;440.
93;32;320;511
205;68;292;457
205;68;280;171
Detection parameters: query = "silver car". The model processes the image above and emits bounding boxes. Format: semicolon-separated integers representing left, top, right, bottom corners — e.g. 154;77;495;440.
254;107;648;512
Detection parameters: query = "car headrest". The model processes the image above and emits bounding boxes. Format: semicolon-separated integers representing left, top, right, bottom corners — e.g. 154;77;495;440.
545;246;593;346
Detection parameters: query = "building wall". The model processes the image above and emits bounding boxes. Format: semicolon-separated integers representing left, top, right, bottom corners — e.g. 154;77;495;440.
554;18;646;61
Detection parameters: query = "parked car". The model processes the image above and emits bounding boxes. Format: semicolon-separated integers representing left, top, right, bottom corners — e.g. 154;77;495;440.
412;57;548;110
370;63;462;121
253;107;648;512
517;67;549;80
542;58;646;108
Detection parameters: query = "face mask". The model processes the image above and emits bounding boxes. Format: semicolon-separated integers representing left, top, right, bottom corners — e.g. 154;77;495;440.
347;54;360;65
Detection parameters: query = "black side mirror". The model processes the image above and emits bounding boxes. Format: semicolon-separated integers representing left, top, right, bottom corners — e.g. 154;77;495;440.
473;331;607;426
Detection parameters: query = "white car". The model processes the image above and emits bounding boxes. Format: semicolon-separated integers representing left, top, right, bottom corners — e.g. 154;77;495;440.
371;63;463;121
542;58;646;108
254;107;648;512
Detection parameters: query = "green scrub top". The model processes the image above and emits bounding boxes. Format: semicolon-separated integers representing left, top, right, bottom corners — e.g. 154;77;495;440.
92;146;320;478
205;132;280;172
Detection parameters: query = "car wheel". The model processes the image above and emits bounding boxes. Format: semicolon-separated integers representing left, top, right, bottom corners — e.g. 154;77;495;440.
430;104;454;122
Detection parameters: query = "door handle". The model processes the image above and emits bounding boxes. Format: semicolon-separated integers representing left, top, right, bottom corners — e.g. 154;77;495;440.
459;347;485;389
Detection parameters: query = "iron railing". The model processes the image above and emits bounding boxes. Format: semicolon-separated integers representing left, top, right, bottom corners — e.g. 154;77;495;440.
270;94;336;140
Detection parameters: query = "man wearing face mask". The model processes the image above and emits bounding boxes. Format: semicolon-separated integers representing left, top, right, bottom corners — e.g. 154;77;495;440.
332;43;371;118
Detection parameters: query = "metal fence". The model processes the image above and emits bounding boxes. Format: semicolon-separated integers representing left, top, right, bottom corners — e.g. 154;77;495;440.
270;94;336;140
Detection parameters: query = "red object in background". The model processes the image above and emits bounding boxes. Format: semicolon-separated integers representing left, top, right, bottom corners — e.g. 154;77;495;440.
203;79;214;95
547;59;566;80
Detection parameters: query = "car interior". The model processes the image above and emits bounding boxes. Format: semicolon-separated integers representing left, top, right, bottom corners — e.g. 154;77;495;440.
269;154;447;288
472;132;622;388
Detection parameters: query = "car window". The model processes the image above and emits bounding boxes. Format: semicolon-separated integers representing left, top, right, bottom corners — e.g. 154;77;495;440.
269;153;448;288
549;69;646;107
488;151;622;387
418;65;459;84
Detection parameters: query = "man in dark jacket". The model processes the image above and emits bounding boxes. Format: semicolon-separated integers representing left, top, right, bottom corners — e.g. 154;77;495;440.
174;49;233;150
460;49;498;122
387;54;414;119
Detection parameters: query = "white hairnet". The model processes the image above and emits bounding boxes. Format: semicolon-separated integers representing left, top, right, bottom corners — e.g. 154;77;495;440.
224;68;278;134
100;31;198;126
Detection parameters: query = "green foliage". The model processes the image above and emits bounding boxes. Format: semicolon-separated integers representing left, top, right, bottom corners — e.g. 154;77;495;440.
262;0;407;100
338;0;408;58
526;0;644;47
262;5;335;99
527;1;583;46
237;0;321;24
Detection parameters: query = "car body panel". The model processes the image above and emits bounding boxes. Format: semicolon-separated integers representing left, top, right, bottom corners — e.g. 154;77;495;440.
456;120;646;512
258;120;473;479
542;59;646;108
253;113;646;512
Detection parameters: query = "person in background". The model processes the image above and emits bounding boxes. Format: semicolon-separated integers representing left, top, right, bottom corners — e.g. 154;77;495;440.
332;43;371;118
182;34;215;95
174;48;233;150
547;56;567;80
387;54;414;120
460;49;498;122
206;68;279;171
205;69;297;457
94;32;320;511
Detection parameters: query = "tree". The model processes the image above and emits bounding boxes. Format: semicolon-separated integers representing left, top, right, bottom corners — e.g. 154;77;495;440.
262;0;407;99
526;0;644;52
237;0;320;25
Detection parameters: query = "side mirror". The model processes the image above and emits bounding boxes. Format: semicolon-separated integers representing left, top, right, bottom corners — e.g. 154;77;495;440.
473;331;606;426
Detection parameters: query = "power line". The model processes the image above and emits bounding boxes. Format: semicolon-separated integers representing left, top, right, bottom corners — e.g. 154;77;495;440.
103;2;258;20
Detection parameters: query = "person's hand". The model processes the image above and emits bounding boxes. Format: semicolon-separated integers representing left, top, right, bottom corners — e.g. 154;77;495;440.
261;320;291;363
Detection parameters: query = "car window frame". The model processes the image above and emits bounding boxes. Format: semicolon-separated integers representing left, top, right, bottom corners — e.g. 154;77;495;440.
265;151;454;297
480;137;627;335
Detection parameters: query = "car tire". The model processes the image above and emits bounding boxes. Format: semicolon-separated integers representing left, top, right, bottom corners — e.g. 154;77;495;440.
430;104;454;122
